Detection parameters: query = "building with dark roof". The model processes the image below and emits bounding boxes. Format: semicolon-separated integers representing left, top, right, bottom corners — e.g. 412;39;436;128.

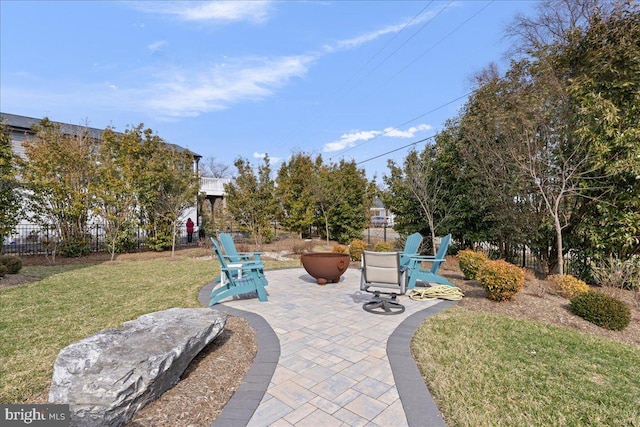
1;113;228;249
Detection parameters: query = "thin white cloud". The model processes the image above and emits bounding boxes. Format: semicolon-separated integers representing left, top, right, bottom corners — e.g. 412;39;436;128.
134;1;272;24
323;124;431;153
323;9;439;53
142;55;313;118
382;124;432;138
148;40;167;52
324;130;380;152
6;4;441;123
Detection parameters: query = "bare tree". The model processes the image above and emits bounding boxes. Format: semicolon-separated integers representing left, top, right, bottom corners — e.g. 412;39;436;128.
400;148;445;255
505;0;608;55
200;156;232;178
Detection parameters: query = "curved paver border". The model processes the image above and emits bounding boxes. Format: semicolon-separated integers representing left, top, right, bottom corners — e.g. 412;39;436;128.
199;282;280;427
388;300;457;427
199;281;458;427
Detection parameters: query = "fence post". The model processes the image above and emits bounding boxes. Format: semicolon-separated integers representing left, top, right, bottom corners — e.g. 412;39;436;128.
522;246;526;268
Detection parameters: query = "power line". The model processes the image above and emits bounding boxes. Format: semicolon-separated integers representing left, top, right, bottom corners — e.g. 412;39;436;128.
277;2;438;153
331;1;435;99
354;1;451;90
333;91;470;160
363;1;495;100
356;134;436;165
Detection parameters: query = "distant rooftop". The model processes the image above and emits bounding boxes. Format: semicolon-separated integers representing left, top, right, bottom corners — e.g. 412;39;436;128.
0;112;201;159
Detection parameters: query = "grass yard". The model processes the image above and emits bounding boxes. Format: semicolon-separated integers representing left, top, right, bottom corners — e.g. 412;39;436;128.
2;250;639;427
412;308;640;426
1;256;213;403
0;254;297;403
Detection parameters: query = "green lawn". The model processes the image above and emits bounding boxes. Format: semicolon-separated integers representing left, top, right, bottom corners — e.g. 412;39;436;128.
0;255;296;403
3;255;639;427
412;308;640;426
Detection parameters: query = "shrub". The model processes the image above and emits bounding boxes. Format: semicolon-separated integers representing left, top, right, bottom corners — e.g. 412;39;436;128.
0;264;7;278
457;249;488;280
332;245;348;254
590;255;640;291
145;233;173;252
58;236;91;257
0;255;22;274
374;242;394;252
548;274;590;299
478;260;525;301
349;239;368;261
570;291;631;331
291;240;314;254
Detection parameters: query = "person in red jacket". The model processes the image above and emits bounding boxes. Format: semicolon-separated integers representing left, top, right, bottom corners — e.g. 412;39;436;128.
186;218;195;243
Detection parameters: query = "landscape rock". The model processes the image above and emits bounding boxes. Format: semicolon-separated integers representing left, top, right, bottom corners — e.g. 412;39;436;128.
49;307;227;427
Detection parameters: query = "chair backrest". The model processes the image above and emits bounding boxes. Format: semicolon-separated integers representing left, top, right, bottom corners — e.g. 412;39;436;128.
361;251;407;295
363;251;401;284
210;237;233;281
430;234;452;274
400;232;423;267
219;233;241;262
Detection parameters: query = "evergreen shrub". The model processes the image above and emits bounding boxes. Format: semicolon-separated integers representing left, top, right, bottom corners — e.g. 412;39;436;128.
548;274;590;298
349;239;368;261
0;264;7;278
332;244;348;254
478;259;525;301
457;249;488;280
374;242;394;252
0;255;22;274
570;291;631;331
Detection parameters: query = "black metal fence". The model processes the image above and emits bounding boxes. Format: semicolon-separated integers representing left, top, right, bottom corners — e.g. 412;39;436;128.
2;223;202;256
475;241;575;275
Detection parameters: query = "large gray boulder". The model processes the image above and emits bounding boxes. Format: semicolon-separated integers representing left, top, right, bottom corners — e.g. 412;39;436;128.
49;307;226;427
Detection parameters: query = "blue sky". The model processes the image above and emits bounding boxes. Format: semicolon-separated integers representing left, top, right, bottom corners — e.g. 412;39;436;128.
1;1;536;182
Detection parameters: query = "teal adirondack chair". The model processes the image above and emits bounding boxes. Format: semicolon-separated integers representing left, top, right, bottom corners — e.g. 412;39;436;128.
406;234;453;289
209;237;268;305
400;232;423;268
213;233;263;283
219;233;263;263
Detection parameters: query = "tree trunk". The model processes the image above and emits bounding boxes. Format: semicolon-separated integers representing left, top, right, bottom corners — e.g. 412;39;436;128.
554;216;564;275
428;216;437;256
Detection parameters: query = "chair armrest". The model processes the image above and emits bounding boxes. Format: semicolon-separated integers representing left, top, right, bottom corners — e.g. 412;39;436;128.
408;255;446;262
221;256;264;269
405;256;446;269
236;251;263;261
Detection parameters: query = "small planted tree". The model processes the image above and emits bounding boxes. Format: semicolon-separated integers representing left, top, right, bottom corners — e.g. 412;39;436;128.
225;156;279;247
385;146;446;255
276;152;316;238
0;123;21;253
93;128;140;259
20;118;98;258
